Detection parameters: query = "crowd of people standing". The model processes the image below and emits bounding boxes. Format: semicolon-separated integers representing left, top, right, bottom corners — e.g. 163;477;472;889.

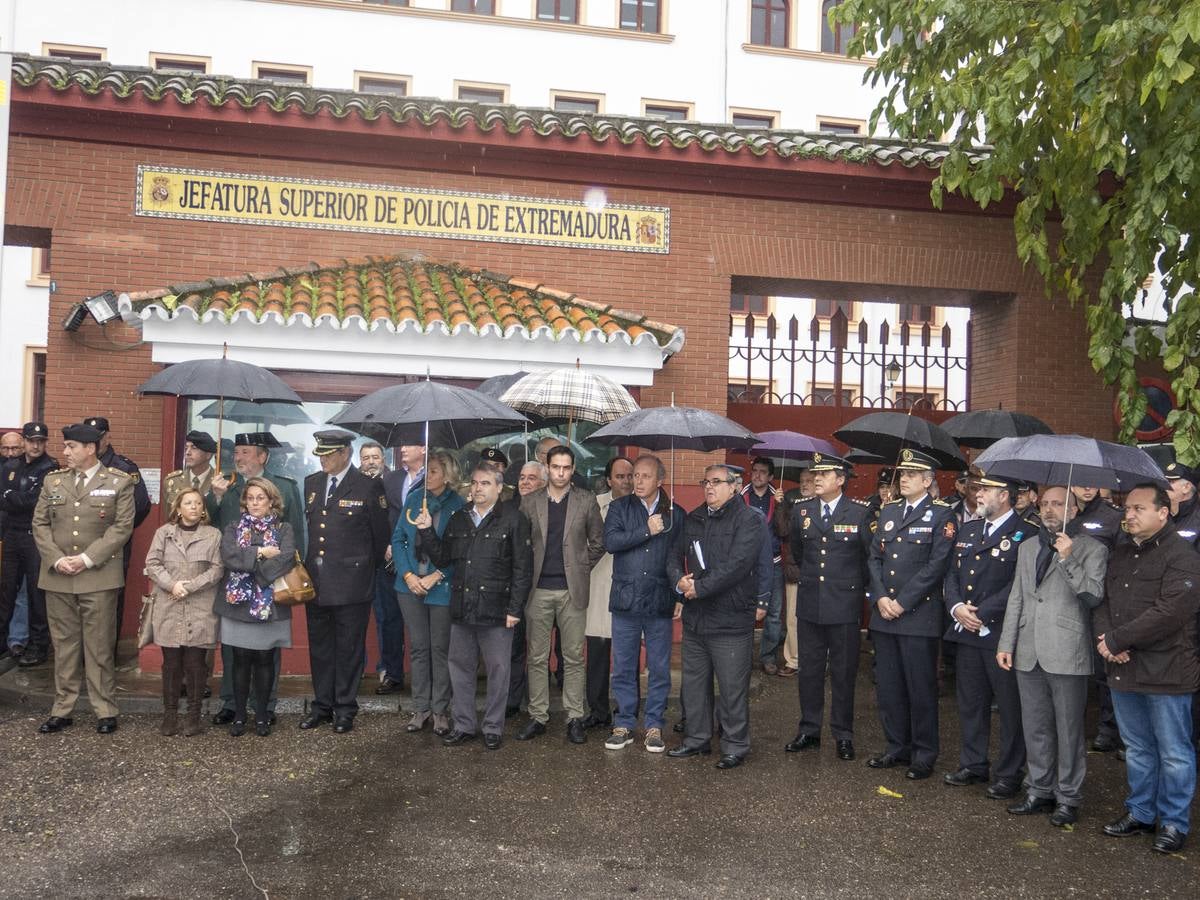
1;417;1198;855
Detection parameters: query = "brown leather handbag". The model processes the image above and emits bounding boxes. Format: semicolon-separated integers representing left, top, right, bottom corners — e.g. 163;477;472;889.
272;552;316;605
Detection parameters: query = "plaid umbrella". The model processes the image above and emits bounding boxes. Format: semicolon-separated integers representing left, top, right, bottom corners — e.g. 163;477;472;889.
499;368;640;428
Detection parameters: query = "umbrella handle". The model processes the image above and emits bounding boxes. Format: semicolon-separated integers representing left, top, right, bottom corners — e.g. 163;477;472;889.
405;495;429;526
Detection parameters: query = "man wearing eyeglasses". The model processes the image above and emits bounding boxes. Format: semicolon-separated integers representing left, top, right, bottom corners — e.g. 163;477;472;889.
666;465;768;770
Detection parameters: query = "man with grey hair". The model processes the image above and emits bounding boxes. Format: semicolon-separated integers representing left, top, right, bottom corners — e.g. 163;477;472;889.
518;461;548;498
667;464;768;769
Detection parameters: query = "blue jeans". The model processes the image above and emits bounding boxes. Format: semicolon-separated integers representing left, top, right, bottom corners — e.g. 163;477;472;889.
758;563;784;663
372;566;405;681
611;612;673;731
1111;690;1197;832
7;582;29;650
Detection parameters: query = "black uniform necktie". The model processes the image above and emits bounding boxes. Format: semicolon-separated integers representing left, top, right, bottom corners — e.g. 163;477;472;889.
327;475;338;505
983;522;992;539
903;504;912;520
822;503;832;525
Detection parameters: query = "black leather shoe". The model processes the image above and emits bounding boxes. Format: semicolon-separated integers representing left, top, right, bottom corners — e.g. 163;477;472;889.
267;712;277;726
96;717;118;734
566;718;587;744
37;716;72;734
375;676;402;695
580;714;612;731
1007;794;1056;815
1152;825;1186;854
1091;733;1123;753
667;744;712;758
229;720;246;738
943;768;988;787
255;721;271;737
299;712;332;730
1049;804;1079;828
505;705;521;719
483;733;502;751
867;753;909;769
784;733;821;753
442;729;476;746
333;717;353;734
17;648;47;667
716;754;744;770
1103;812;1156;837
836;740;855;761
515;719;547;741
986;779;1021;800
673;719;686;733
905;765;933;780
212;709;235;725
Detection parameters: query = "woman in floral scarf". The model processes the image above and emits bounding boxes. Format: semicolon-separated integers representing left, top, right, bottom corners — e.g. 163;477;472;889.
212;477;297;736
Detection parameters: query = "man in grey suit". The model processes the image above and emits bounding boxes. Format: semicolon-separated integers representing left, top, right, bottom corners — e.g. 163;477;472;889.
516;445;605;744
998;486;1108;827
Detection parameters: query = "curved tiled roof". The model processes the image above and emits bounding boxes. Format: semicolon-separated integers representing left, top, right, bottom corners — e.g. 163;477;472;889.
123;255;685;356
11;55;984;171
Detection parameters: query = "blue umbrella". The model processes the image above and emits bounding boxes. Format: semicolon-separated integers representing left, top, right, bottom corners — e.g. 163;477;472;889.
749;430;840;490
973;435;1168;492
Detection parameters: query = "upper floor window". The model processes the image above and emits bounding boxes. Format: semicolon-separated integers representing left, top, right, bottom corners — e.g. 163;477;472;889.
456;82;508;104
452;0;495;12
898;303;935;324
814;299;855;319
29;247;51;287
150;53;210;75
820;0;857;55
42;43;105;62
731;294;769;315
731;110;779;129
252;62;312;85
816;118;864;135
356;72;411;96
751;0;790;48
537;0;578;23
552;93;602;114
621;0;661;32
643;101;692;121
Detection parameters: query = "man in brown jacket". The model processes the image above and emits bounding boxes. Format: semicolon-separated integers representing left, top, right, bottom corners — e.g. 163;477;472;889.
516;445;605;744
1096;483;1200;854
31;423;135;734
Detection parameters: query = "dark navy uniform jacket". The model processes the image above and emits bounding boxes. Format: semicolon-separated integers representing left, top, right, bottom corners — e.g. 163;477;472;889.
1;454;59;532
789;493;874;625
304;465;390;607
867;495;957;638
1067;495;1123;549
1172;496;1200;548
99;445;152;528
942;512;1031;650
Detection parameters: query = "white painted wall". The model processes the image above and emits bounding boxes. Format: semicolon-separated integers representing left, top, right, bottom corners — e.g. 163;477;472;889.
0;246;49;428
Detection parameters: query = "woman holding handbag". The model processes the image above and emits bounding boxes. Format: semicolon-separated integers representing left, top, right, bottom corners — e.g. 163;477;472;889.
391;449;466;735
213;477;296;737
145;487;223;737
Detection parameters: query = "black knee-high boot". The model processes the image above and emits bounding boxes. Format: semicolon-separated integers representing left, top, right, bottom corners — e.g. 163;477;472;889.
253;649;276;736
160;647;183;736
182;647;208;736
230;647;254;737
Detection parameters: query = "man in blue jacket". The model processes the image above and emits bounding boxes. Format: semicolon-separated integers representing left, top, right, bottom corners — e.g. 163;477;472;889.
602;455;685;753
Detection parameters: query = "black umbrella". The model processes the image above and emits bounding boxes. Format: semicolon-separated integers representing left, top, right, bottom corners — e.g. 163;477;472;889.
196;399;314;427
327;379;528;522
845;448;890;465
833;411;966;470
137;352;302;475
942;409;1054;449
974;435;1168;493
589;401;760;519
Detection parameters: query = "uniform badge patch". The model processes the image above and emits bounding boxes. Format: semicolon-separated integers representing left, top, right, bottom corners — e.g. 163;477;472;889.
1000;538;1011;551
922;510;932;522
379;495;388;509
942;521;957;540
131;473;140;484
6;471;13;482
991;548;1000;557
803;517;812;529
884;520;895;532
307;492;317;506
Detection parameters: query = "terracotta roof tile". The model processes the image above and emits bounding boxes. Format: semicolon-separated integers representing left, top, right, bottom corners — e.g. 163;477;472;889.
124;255;683;355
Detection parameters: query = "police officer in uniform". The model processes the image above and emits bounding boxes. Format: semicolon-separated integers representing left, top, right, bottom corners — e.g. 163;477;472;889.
942;472;1030;798
783;453;874;761
161;430;217;514
82;416;151;649
299;430;390;734
1164;462;1200;547
1014;481;1042;529
866;449;957;780
32;423;135;734
1;422;58;666
209;431;305;725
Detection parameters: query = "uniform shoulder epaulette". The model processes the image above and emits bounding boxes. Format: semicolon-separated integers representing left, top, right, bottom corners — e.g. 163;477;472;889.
166;469;183;478
886;498;904;506
850;497;871;506
932;499;952;507
108;468;132;480
796;495;816;503
49;467;69;475
1105;500;1122;510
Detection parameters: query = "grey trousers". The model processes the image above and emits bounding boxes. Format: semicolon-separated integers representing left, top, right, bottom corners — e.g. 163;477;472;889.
1016;664;1089;806
398;593;452;716
680;627;754;759
448;622;513;737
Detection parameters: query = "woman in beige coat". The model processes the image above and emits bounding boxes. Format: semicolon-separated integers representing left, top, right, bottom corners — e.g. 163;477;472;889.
146;488;223;736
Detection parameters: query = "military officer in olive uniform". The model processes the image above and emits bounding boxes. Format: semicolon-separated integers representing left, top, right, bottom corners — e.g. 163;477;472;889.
866;449;957;780
32;423;135;734
209;431;306;725
784;453;874;761
942;472;1030;798
161;430;217;514
1;422;58;666
299;430;390;733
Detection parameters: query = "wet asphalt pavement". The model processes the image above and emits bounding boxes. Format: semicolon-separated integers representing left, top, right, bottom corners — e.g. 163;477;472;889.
1;666;1197;899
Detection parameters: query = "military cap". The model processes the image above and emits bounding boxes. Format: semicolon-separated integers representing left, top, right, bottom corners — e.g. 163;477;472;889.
975;471;1022;490
185;430;217;453
83;416;110;433
1164;461;1196;483
877;467;896;486
313;429;356;456
895;448;938;472
808;452;851;473
235;432;281;449
21;422;49;440
480;446;509;467
63;423;102;444
1015;480;1038;493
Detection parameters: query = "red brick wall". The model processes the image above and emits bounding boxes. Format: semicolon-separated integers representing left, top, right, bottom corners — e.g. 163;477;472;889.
5;132;1118;645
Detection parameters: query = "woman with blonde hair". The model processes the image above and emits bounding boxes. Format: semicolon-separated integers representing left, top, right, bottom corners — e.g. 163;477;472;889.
145;487;224;736
213;477;296;737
